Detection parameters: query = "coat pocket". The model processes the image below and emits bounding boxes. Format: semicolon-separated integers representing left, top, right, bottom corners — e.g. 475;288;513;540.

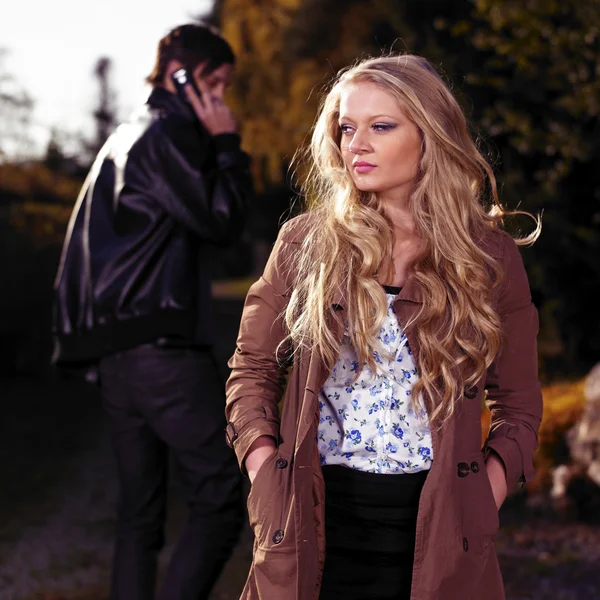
247;450;282;530
247;449;296;552
460;452;500;554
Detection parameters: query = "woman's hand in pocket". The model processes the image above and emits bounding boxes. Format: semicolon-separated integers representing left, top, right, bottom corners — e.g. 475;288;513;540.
485;451;508;509
245;436;277;484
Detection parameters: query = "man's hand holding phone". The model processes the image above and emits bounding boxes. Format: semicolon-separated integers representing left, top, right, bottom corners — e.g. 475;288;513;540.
184;78;237;137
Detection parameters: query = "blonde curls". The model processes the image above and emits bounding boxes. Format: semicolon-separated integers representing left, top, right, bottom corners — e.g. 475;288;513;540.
284;54;539;427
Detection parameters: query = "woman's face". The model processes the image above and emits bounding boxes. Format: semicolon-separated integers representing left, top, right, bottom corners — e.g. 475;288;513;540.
338;81;422;202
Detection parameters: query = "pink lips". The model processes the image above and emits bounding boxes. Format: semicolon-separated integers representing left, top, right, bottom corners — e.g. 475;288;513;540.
353;161;376;173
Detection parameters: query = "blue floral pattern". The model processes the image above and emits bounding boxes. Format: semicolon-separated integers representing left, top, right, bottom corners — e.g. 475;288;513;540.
318;291;433;474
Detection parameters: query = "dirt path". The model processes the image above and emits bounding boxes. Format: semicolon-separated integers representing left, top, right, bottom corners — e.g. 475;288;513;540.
0;299;252;600
0;374;253;600
497;505;600;600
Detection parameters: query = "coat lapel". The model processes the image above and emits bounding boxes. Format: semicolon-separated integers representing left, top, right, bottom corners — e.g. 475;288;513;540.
328;275;424;366
395;274;424;362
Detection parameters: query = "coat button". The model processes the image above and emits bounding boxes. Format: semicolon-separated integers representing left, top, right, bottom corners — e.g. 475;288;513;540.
273;529;285;544
470;461;480;473
457;462;471;477
275;458;288;469
463;537;469;552
464;385;479;399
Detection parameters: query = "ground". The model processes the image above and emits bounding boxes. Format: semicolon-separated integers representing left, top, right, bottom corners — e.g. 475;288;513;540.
1;298;599;600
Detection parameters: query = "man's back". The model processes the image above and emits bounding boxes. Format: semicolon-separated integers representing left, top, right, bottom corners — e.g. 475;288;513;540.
54;87;252;364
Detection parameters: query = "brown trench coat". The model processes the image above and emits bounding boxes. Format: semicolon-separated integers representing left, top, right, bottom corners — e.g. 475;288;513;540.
225;214;543;600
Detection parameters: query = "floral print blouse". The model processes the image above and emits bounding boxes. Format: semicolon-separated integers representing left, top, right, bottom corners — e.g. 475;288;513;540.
318;285;434;474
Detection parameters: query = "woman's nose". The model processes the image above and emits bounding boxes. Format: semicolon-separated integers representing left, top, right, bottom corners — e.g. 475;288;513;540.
349;133;367;154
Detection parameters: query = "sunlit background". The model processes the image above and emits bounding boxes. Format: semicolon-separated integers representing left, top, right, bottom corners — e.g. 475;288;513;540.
1;1;599;599
0;0;211;155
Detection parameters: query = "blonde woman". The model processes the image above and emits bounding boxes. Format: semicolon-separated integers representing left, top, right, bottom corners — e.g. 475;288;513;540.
225;54;542;600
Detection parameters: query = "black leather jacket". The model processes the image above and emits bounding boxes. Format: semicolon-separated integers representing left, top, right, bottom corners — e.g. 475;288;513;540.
53;87;252;364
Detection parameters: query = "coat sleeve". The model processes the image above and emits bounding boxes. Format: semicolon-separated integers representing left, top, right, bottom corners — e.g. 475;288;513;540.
225;222;296;472
483;234;543;491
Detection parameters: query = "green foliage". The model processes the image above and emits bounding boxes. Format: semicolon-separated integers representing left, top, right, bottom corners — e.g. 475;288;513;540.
0;162;80;248
0;162;81;204
217;0;394;189
446;1;600;374
444;0;600;191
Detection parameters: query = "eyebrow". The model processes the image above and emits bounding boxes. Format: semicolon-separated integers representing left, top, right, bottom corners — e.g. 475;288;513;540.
207;76;230;85
338;114;397;121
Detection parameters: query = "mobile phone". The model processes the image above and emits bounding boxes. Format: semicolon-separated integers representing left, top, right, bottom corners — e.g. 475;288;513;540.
171;68;201;103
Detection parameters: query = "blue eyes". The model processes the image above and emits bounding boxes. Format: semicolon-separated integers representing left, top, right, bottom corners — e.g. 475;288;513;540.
339;123;395;134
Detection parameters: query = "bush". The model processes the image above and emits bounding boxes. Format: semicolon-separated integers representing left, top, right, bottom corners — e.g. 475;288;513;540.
482;379;587;493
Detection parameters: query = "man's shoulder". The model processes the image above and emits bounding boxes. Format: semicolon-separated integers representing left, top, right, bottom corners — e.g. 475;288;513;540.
147;108;209;162
97;105;160;165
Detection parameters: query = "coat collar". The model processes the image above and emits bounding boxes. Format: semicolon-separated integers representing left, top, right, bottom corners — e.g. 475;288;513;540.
397;275;424;304
147;86;195;121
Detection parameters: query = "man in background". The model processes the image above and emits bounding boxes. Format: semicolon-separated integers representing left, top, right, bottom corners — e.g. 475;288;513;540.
53;23;250;600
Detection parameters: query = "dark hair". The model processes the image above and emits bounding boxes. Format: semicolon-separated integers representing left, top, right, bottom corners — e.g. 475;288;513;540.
146;23;235;87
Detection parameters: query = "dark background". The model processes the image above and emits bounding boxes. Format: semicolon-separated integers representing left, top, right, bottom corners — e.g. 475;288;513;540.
1;1;599;598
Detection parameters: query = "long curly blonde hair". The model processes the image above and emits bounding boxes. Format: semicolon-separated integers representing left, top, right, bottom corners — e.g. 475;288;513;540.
284;54;539;426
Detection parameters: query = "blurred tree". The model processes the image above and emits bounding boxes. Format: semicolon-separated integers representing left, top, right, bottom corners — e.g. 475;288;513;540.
201;1;470;270
42;127;88;179
0;48;35;162
440;0;600;373
90;56;118;156
207;0;472;190
43;128;69;173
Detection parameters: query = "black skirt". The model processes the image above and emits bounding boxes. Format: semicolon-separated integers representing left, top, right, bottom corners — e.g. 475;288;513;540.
320;465;428;600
